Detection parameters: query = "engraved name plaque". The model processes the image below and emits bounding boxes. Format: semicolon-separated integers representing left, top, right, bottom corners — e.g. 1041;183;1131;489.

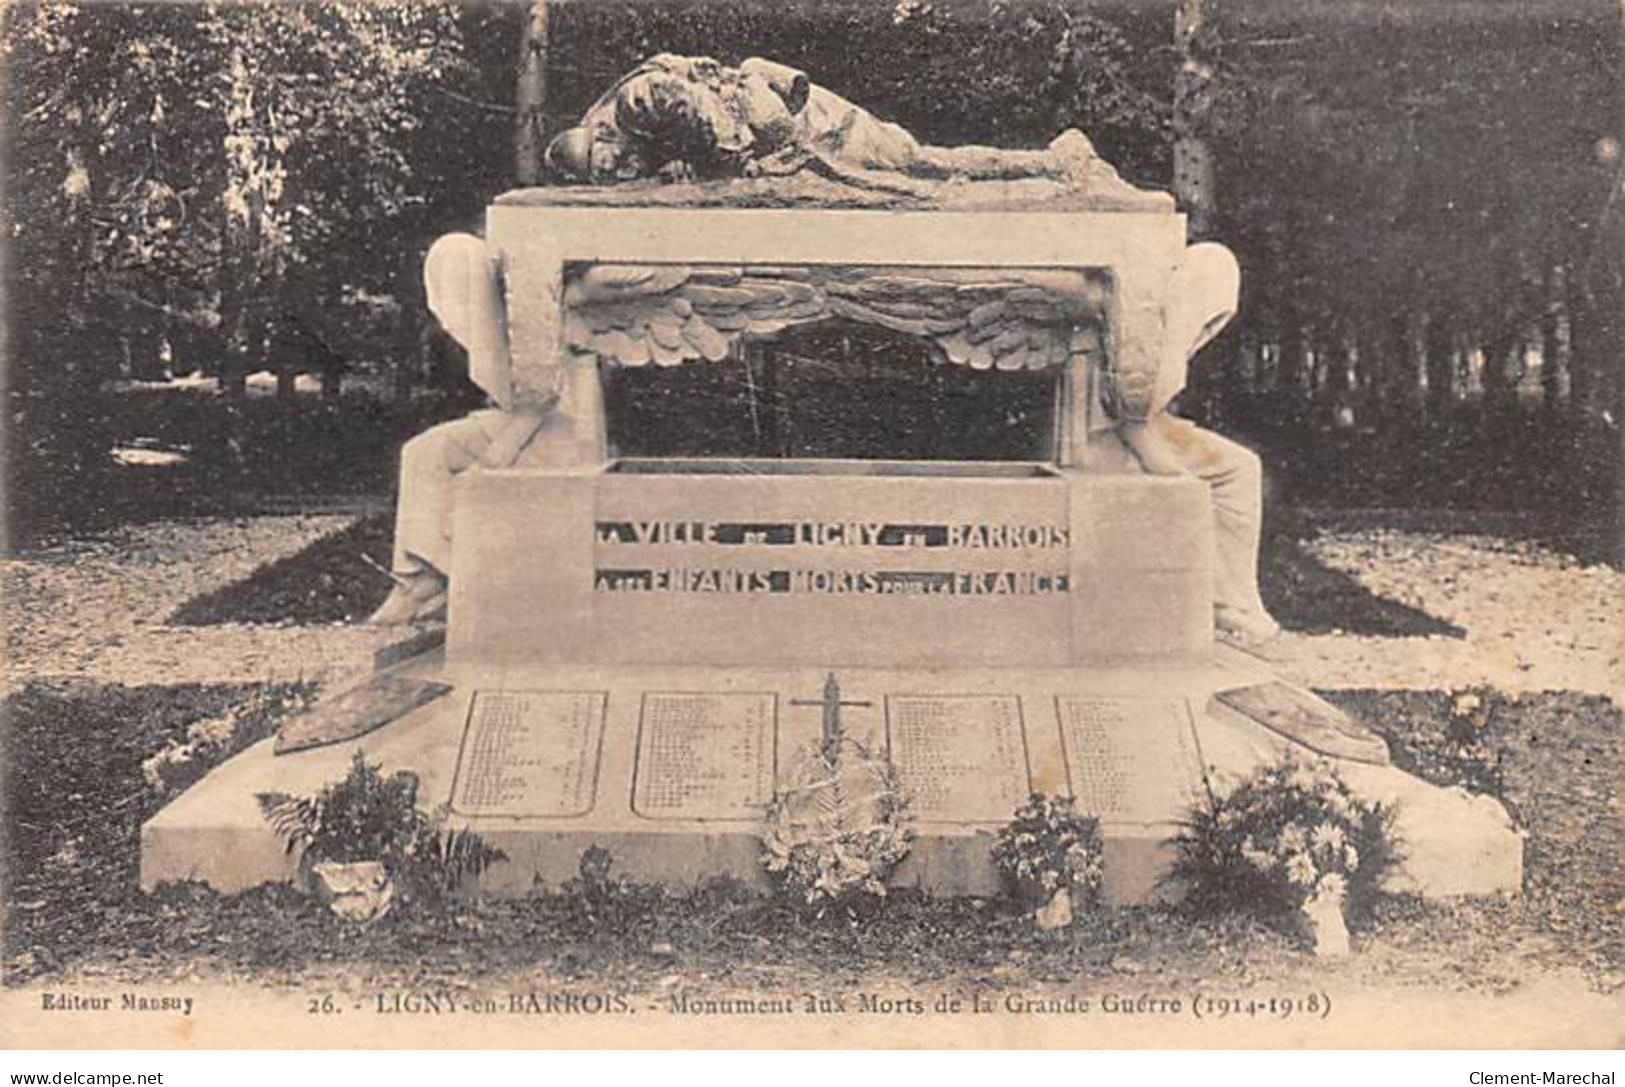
1055;697;1200;823
885;695;1030;823
633;692;777;820
451;691;607;818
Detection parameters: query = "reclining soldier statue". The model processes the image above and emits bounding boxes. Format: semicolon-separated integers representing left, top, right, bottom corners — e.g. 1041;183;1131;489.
368;54;1280;646
541;52;1128;192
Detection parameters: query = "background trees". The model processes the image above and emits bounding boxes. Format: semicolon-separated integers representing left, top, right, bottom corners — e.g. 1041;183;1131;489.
2;0;1619;557
4;2;471;387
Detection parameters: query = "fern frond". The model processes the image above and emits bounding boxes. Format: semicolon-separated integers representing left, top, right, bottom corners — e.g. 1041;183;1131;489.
256;790;317;855
439;826;507;883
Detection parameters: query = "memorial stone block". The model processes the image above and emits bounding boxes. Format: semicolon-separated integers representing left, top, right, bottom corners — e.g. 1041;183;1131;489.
139;129;1524;906
1055;697;1202;824
632;692;777;820
885;695;1031;823
451;691;606;818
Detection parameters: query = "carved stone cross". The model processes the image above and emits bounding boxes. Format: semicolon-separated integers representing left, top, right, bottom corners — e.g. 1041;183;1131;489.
791;673;872;763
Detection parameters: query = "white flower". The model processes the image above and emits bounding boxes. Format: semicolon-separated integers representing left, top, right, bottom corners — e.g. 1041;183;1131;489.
894;0;933;24
1287;766;1323;793
62;163;90;197
1343;844;1360;871
1286;851;1318;887
1279;823;1308;852
140;752;167;792
1316;872;1347;899
1323;790;1353;819
1311;823;1346;854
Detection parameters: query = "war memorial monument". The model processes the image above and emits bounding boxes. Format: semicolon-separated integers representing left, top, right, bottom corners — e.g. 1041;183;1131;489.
139;54;1522;910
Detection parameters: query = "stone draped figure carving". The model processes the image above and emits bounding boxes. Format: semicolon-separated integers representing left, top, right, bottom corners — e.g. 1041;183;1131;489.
1121;243;1278;644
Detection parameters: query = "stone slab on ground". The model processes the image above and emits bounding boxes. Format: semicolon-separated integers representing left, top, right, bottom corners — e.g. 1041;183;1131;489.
1215;679;1390;766
274;672;453;754
141;656;1523;903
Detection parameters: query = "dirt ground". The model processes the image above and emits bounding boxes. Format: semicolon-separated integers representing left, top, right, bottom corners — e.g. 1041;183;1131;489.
1;514;398;696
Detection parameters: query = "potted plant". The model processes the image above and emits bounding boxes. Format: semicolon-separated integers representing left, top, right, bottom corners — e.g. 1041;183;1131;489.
258;751;504;921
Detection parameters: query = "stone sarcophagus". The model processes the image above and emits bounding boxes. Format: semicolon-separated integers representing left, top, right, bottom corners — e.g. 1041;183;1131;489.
445;199;1216;672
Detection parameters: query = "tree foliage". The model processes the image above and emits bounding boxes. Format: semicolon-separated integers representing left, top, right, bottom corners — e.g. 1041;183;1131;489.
6;0;1615;385
1210;5;1618;338
3;1;469;385
2;0;1616;540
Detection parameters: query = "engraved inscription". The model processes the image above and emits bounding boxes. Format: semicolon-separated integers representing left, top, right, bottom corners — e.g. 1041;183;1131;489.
452;691;605;818
1055;697;1198;823
592;518;1071;597
885;695;1029;823
633;693;776;819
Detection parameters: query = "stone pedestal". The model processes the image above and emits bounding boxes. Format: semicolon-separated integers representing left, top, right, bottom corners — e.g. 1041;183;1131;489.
141;653;1524;902
447;462;1214;672
141;464;1523;903
140;200;1523;904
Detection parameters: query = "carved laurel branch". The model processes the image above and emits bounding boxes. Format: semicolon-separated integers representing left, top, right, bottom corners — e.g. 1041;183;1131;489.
559;263;1125;380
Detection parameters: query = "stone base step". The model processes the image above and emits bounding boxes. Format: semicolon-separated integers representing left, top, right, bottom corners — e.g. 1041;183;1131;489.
141;657;1523;903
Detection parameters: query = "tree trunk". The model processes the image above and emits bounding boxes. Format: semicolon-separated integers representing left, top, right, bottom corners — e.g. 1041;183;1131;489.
1398;310;1426;416
220;297;250;403
1424;312;1453;417
1455;329;1477;404
1173;0;1219;240
1480;325;1514;411
1610;0;1624;566
276;333;297;400
1578;231;1625;561
392;242;429;403
1235;334;1260;398
1541;263;1572;412
514;0;549;186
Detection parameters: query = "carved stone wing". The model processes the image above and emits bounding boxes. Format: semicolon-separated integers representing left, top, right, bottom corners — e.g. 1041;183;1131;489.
563;264;826;367
822;268;1107;372
561;263;1111;375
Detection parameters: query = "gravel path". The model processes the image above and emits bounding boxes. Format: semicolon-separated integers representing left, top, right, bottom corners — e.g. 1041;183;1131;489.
3;515;1620;700
1;516;398;696
1274;529;1622;701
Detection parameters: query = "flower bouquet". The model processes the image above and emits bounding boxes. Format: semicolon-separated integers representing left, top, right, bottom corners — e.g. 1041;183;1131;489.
1169;755;1400;954
991;793;1105;929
